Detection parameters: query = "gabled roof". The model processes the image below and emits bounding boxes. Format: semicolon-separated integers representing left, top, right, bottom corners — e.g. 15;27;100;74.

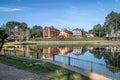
44;26;60;31
73;28;82;31
63;29;73;34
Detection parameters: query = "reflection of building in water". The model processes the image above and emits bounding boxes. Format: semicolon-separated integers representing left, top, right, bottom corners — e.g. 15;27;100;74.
42;47;59;58
105;46;120;52
73;47;83;56
87;47;94;51
59;47;73;56
3;45;30;57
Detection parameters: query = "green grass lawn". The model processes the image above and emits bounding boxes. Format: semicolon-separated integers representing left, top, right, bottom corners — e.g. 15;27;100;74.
0;56;90;80
4;40;120;47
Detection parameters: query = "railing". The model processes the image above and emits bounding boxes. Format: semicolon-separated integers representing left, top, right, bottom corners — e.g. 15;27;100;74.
53;54;120;80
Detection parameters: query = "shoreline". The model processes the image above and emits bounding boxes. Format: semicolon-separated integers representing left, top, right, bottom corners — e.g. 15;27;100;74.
4;40;120;46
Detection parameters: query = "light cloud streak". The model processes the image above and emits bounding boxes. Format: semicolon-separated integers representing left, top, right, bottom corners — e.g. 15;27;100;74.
0;7;22;12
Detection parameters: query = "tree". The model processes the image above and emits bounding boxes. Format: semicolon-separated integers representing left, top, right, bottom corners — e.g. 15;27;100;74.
89;11;120;38
6;21;20;34
18;22;28;41
104;11;120;34
6;21;29;41
31;25;43;38
89;24;102;37
81;29;87;37
25;28;31;41
0;29;8;51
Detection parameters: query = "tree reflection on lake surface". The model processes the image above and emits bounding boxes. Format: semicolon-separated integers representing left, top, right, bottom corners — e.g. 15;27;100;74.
1;45;120;80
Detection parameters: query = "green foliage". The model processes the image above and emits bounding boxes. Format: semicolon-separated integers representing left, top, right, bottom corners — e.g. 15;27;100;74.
89;11;120;37
31;25;43;38
5;21;30;41
0;29;8;51
0;29;8;41
103;11;120;35
89;24;102;37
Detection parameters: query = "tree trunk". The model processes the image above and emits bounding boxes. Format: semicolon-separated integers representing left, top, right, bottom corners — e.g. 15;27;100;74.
0;41;4;51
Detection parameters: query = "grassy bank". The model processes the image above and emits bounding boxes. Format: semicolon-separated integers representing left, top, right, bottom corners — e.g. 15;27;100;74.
4;40;120;47
0;56;90;80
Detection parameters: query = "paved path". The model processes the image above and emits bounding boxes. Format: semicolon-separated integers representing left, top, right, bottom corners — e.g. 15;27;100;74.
45;60;112;80
0;63;53;80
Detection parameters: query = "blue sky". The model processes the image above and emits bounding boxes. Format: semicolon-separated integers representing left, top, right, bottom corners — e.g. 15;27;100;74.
0;0;120;31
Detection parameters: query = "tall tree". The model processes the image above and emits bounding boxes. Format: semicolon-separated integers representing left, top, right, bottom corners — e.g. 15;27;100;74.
18;22;28;41
6;21;20;34
31;25;43;38
6;21;28;41
0;29;8;51
89;24;102;37
104;11;120;34
25;28;31;41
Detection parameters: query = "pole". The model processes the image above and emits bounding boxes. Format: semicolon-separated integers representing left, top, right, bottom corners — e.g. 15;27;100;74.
68;56;70;65
91;61;93;72
53;54;55;61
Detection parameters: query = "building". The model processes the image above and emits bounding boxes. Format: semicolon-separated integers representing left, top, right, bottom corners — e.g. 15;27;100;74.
73;28;82;38
106;29;120;41
86;33;94;38
59;28;73;38
43;26;60;38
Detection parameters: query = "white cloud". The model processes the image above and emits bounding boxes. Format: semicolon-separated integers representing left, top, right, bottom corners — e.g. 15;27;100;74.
0;7;22;12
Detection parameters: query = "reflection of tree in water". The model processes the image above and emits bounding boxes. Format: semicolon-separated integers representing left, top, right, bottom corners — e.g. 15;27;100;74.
29;46;43;59
89;47;106;59
105;52;120;72
90;47;120;72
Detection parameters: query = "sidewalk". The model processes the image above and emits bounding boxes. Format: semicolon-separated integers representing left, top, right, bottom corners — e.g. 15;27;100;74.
0;63;53;80
45;60;112;80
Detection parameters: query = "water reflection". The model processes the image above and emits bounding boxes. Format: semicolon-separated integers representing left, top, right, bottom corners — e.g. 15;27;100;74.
1;45;120;79
59;47;73;56
1;45;120;68
42;47;59;58
90;47;120;69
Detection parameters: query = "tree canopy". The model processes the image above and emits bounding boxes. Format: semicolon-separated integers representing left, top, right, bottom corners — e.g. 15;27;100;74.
31;25;43;38
5;21;30;41
0;29;8;51
89;11;120;37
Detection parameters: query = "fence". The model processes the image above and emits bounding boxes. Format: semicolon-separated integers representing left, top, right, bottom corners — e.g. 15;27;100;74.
54;55;120;80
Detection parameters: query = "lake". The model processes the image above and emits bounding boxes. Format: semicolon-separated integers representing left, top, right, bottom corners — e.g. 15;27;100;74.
1;45;120;80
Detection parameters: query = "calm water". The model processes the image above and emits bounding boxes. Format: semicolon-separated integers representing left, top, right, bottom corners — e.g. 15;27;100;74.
1;45;120;80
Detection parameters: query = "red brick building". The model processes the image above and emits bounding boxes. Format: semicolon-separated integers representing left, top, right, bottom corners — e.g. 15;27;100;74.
43;26;60;38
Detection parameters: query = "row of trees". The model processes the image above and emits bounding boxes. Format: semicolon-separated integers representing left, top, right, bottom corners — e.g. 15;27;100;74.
89;11;120;37
0;21;87;41
1;11;120;42
0;21;43;41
